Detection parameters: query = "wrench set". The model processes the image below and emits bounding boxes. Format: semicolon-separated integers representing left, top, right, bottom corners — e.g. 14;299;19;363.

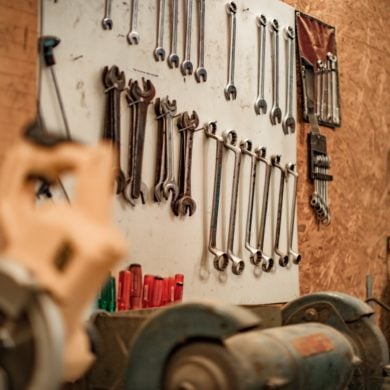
205;122;300;275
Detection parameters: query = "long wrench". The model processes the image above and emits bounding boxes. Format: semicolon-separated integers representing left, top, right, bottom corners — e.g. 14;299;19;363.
154;99;167;202
286;163;301;264
270;19;282;125
256;147;274;272
223;130;245;275
102;0;113;30
154;0;166;61
281;26;296;134
181;0;194;75
224;2;237;100
315;60;323;118
272;155;289;267
205;122;229;272
127;0;140;44
254;14;267;115
328;53;339;124
241;140;262;265
168;0;180;68
195;0;207;82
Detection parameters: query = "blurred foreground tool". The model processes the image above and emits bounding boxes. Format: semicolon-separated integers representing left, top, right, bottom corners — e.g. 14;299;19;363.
98;276;117;312
0;124;126;388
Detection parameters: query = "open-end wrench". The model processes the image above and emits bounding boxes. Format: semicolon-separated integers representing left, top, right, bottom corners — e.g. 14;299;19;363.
241;140;262;266
272;155;289;267
181;0;194;75
282;26;296;134
270;19;282;125
168;0;180;68
175;111;199;216
154;99;167;202
102;0;113;30
321;63;327;121
205;122;229;272
326;53;333;122
195;0;207;82
315;60;323;118
127;0;140;44
161;98;179;201
254;14;267;115
286;163;301;264
223;130;245;275
154;0;166;61
327;53;339;124
256;147;274;272
224;2;237;100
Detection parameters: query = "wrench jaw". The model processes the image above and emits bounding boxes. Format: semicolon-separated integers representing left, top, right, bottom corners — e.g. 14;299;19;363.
260;253;274;273
224;84;237;101
270;107;282;125
102;18;113;30
168;54;180;69
127;31;140;45
195;67;208;83
254;99;267;115
180;60;194;76
247;247;262;266
154;47;166;62
281;116;296;135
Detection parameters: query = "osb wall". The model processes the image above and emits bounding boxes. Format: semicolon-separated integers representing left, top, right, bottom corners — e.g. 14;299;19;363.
0;1;389;326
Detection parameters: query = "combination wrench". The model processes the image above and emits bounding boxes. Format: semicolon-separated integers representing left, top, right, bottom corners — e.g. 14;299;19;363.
315;60;323;118
127;0;140;44
168;0;180;68
327;52;339;124
223;130;245;275
195;0;207;82
281;26;296;134
181;0;194;75
256;147;274;272
154;0;166;61
241;140;262;266
272;155;289;267
254;14;267;115
269;19;282;125
286;163;301;264
205;122;229;272
102;0;113;30
154;99;166;202
224;2;237;100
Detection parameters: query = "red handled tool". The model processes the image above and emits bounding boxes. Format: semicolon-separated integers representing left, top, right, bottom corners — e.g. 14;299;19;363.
142;274;155;308
151;276;164;308
117;270;131;311
129;264;142;309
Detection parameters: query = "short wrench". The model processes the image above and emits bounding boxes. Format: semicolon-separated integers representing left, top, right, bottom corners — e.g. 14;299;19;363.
272;155;289;267
223;130;245;275
270;19;282;125
181;0;194;75
102;0;113;30
254;14;267;115
154;0;166;61
205;122;229;272
286;163;301;264
168;0;180;68
281;26;296;134
241;140;262;265
224;2;237;100
195;0;207;82
256;147;274;272
127;0;140;44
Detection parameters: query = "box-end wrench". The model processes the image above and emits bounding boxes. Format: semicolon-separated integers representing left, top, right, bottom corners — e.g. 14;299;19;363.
223;130;245;275
286;163;301;264
195;0;207;82
154;99;167;202
168;0;180;68
154;0;166;61
270;19;282;125
256;147;274;272
254;14;267;115
281;26;296;135
181;0;194;75
272;155;289;267
127;0;140;44
204;122;229;272
224;2;237;100
241;140;262;266
102;0;113;30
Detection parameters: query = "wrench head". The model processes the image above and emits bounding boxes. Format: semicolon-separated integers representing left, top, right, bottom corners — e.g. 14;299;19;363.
115;170;126;195
154;183;165;203
249;250;262;266
130;78;156;102
269;106;282;125
225;2;237;15
279;255;289;267
289;250;301;265
224;83;237;100
213;252;229;271
176;197;197;216
154;47;166;61
102;18;113;30
256;14;267;27
230;255;245;275
254;98;267;115
261;255;274;272
180;60;193;76
167;53;180;68
285;25;295;40
282;116;296;135
195;67;208;83
163;182;179;202
127;31;140;45
136;182;148;204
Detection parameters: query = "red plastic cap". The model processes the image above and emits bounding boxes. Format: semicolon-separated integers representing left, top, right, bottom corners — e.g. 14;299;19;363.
175;274;184;284
174;282;183;302
142;275;155;308
117;270;132;311
129;264;142;309
151;276;164;308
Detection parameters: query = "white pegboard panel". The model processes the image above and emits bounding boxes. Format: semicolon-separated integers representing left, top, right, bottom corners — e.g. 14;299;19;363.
41;0;299;304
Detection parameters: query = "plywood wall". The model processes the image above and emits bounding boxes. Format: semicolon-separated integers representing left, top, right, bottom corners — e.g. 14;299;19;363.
0;0;389;332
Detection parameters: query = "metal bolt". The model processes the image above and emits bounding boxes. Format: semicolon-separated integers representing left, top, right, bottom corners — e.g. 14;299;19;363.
303;308;318;322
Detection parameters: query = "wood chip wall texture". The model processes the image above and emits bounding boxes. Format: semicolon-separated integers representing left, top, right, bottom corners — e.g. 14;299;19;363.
0;0;389;337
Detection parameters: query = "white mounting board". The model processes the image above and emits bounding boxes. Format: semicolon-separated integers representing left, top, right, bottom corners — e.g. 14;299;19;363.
41;0;299;304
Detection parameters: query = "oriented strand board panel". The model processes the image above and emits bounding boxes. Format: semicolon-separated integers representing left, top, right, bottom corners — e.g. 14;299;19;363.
41;0;300;304
283;0;390;339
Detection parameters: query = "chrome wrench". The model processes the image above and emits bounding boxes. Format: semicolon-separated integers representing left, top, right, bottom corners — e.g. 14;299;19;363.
195;0;207;82
154;0;166;61
168;0;180;68
102;0;113;30
254;14;267;115
224;2;237;100
270;19;282;125
127;0;140;44
181;0;194;75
